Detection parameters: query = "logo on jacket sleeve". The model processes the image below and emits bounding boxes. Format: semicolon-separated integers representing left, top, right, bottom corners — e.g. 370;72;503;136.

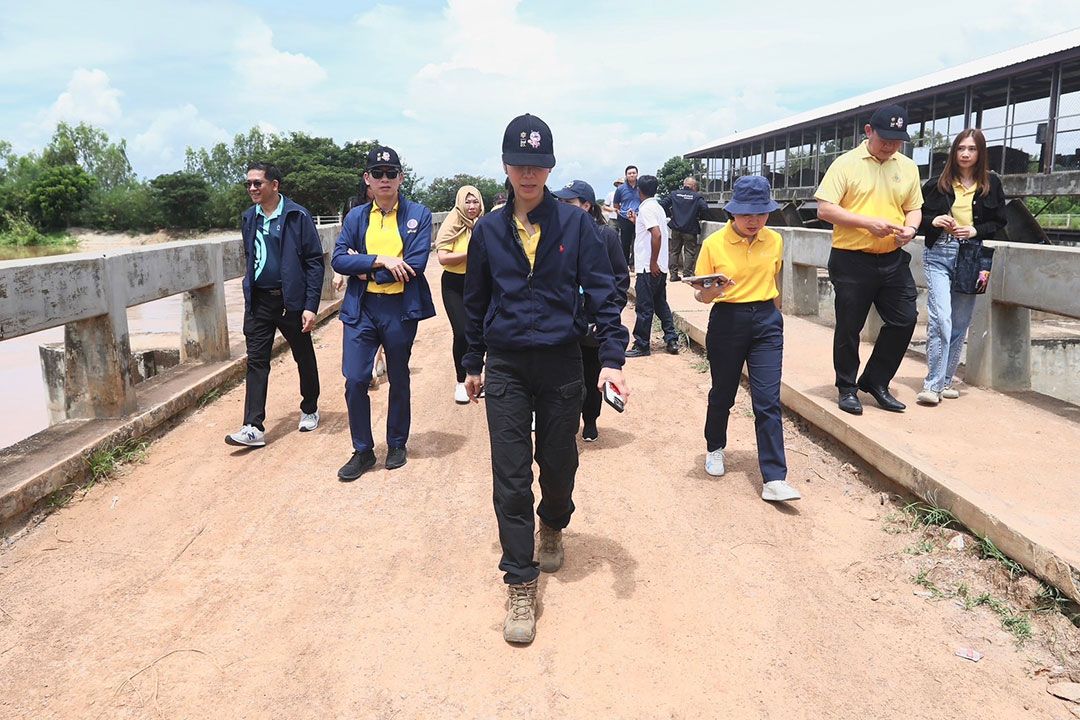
406;218;419;232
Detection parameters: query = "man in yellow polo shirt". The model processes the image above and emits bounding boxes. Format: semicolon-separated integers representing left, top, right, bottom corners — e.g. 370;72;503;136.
815;104;923;415
331;146;436;480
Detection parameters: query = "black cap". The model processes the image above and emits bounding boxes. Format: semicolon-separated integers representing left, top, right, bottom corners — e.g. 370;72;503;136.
551;180;596;206
366;145;402;169
868;104;911;141
501;113;555;168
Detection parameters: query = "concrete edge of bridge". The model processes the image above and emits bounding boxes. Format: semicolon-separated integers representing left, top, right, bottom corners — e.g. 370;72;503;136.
0;299;343;531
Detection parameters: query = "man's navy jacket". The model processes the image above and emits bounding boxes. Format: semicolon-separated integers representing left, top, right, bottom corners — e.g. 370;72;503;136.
331;194;436;325
463;190;628;375
241;195;324;315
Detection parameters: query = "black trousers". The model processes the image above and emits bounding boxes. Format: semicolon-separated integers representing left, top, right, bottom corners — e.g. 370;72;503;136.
242;288;320;431
617;216;635;267
485;344;584;585
580;341;602;425
440;271;468;383
828;248;917;392
632;273;678;350
705;301;787;481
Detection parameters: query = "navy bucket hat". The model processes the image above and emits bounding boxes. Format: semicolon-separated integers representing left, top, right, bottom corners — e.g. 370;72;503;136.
724;175;780;215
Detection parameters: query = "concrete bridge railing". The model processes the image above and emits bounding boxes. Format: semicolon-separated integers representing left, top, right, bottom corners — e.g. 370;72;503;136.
734;222;1080;393
0;211;449;428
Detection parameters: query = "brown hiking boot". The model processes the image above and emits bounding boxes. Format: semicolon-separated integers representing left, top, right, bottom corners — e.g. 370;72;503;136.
536;522;564;573
503;579;538;644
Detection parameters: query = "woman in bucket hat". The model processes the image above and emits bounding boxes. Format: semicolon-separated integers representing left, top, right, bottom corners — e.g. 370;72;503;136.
690;175;801;502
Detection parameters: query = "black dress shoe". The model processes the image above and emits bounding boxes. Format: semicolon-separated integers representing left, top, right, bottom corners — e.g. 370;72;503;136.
338;449;377;481
625;346;651;358
838;391;863;415
385;446;408;470
665;340;680;355
857;382;906;412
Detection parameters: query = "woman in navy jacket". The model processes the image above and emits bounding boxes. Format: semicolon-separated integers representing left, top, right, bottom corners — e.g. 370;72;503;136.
463;114;630;645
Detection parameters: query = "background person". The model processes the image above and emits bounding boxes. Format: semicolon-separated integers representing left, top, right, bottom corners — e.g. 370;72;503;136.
331;146;436;480
603;178;622;229
626;174;679;357
815;104;923;415
552;180;629;442
660;176;709;282
915;129;1006;405
225;162;323;448
435;184;485;404
463;113;630;645
691;176;799;502
613;165;640;267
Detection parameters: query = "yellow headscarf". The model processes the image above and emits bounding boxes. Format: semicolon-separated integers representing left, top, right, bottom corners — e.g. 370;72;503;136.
435;185;485;252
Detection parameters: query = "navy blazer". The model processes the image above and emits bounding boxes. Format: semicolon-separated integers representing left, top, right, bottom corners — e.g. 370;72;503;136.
331;194;437;325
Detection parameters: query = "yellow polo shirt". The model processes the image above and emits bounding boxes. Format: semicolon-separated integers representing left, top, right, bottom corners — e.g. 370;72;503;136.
951;180;977;228
514;215;540;269
438;227;471;275
695;222;782;304
815;141;923;254
365;202;404;294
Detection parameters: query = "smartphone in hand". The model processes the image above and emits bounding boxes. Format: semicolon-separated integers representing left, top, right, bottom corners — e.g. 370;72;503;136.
603;381;625;413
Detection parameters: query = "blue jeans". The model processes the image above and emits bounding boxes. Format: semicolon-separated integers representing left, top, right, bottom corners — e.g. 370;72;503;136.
923;240;978;393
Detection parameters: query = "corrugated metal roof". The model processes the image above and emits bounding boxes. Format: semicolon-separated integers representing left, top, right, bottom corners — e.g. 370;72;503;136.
686;28;1080;157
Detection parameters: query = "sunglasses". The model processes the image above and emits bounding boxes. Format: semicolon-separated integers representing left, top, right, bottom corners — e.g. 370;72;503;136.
243;180;265;188
369;169;399;179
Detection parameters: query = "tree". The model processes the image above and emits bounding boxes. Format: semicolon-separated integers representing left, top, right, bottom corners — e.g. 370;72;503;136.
25;164;94;229
185;127;274;186
42;122;134;190
415;174;504;212
657;156;703;197
150;172;210;228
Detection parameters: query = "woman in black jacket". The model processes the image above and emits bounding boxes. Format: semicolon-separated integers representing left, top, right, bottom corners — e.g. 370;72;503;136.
916;129;1007;404
552;179;630;442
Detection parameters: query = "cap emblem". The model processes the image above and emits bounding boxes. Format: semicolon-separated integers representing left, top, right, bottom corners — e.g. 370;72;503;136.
528;131;542;149
378;151;390;162
890;117;904;129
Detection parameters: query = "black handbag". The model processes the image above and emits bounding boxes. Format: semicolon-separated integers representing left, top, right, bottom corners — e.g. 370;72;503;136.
952;242;995;295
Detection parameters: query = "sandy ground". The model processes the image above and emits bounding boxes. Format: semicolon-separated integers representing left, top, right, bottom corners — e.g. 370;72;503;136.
1;269;1078;719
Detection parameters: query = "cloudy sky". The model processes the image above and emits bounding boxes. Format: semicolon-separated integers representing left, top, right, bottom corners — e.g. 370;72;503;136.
3;0;1080;193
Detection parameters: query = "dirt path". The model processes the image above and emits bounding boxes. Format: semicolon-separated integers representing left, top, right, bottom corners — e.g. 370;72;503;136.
0;269;1075;719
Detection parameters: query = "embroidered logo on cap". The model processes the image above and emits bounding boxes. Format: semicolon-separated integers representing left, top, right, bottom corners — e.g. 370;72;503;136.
528;131;542;149
378;151;391;162
890;117;904;129
520;131;527;148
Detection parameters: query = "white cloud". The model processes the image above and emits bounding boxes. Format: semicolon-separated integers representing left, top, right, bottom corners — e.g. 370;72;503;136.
131;104;228;177
43;68;123;128
234;21;327;94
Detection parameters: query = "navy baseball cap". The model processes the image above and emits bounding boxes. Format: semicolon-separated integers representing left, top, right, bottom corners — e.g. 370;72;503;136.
868;104;911;141
724;176;780;215
502;113;556;168
552;180;596;206
366;145;401;169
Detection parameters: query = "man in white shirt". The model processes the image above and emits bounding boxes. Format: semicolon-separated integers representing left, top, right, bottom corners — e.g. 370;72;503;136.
627;174;679;357
602;178;621;228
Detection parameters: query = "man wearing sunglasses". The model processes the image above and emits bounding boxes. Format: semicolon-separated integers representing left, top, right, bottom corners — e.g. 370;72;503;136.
226;162;324;448
331;146;436;480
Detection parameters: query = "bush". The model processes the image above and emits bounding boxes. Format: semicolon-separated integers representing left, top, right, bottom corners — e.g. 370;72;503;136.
25;164;94;229
80;183;161;232
206;183;250;229
150;171;211;229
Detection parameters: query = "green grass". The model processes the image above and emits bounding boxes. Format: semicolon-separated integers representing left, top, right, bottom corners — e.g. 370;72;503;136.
86;439;150;484
913;575;1033;644
903;502;958;530
976;535;1026;579
197;388;222;408
0;212;76;247
904;539;935;556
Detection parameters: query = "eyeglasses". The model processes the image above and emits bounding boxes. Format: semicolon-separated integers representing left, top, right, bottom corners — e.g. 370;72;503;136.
243;180;264;188
369;169;399;180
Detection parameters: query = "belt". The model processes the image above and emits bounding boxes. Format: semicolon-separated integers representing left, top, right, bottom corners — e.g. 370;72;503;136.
939;233;975;244
255;287;282;295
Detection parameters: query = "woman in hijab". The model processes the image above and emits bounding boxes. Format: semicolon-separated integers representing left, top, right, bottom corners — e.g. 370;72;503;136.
435;185;485;404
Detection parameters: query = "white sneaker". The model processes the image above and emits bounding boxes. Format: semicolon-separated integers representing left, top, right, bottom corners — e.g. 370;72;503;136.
941;386;960;399
762;480;801;502
705;449;725;476
225;425;266;447
298;410;320;432
916;390;941;406
454;383;469;405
